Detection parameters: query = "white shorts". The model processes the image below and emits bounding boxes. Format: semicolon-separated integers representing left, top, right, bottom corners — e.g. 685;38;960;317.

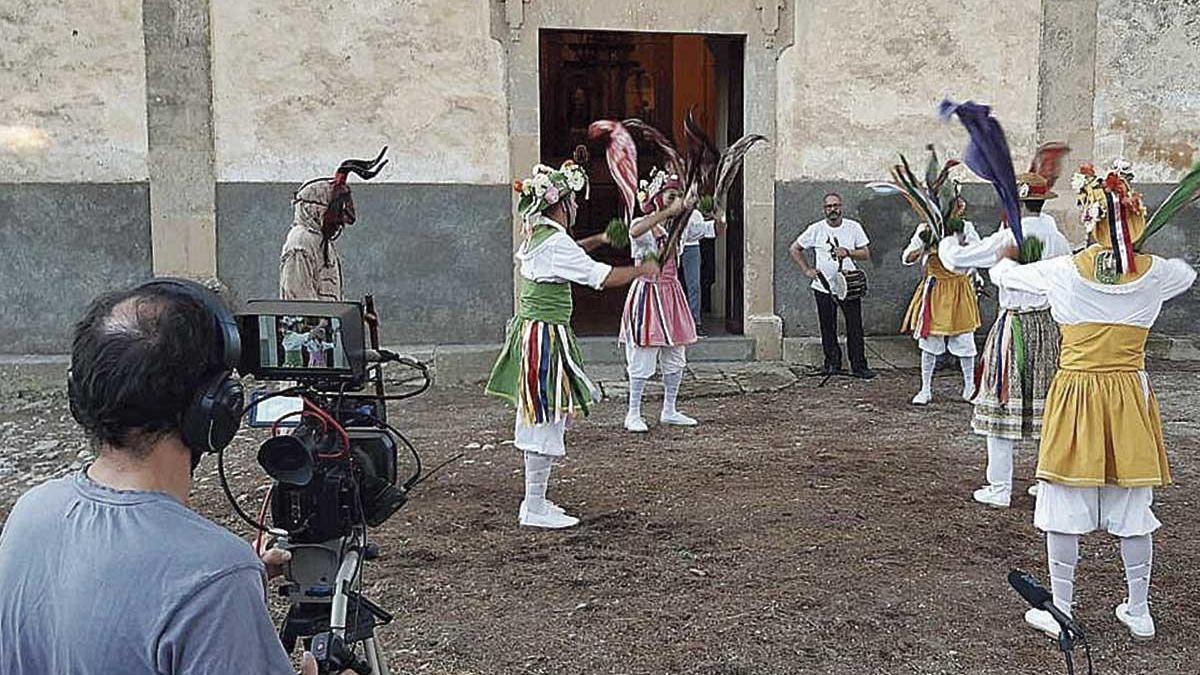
514;417;567;457
624;343;687;379
918;333;977;357
1033;482;1161;537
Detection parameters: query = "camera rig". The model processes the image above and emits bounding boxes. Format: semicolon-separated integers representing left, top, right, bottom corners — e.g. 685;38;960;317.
218;295;436;675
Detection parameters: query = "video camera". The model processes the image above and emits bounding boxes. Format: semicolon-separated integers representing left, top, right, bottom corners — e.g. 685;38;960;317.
222;298;431;673
234;299;417;543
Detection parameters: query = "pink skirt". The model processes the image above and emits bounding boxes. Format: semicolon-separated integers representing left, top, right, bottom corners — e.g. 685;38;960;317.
620;273;697;347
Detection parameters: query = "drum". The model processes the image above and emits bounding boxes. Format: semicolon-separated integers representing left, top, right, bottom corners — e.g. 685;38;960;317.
836;269;868;301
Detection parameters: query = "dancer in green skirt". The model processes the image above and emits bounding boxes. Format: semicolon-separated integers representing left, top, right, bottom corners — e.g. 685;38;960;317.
486;158;657;529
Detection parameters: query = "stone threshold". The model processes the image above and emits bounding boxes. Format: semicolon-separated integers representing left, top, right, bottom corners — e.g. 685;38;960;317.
3;335;1195;388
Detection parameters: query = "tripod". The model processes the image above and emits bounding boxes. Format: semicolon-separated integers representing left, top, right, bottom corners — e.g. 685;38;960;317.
278;530;394;674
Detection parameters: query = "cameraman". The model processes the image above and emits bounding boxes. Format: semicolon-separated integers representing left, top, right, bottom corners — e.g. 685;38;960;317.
0;281;342;674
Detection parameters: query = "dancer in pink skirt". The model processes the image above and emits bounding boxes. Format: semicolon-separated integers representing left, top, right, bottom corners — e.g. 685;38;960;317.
621;168;699;432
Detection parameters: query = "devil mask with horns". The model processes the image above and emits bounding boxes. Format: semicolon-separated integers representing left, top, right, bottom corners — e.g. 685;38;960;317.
292;147;389;249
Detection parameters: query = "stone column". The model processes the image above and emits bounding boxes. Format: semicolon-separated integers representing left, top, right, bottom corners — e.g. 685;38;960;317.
143;0;217;278
742;42;784;360
1036;0;1098;242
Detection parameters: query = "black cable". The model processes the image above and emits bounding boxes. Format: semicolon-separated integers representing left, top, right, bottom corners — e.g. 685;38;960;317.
408;453;465;489
361;414;421;491
217;444;272;533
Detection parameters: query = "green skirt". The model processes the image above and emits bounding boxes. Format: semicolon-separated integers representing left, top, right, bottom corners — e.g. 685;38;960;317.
485;317;598;424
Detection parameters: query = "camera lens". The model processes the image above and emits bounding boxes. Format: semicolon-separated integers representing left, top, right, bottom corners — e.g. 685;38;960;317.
258;435;315;486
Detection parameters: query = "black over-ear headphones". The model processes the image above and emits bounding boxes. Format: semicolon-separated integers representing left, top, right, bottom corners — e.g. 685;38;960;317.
68;278;245;466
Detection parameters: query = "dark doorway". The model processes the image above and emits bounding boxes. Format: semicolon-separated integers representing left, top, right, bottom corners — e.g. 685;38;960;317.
538;29;746;336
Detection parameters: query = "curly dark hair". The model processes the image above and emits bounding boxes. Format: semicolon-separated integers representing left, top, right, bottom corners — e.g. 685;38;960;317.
69;283;225;457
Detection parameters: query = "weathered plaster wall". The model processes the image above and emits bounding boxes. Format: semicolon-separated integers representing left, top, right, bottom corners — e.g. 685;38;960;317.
777;0;1041;181
210;0;508;184
1093;0;1200;182
0;1;148;181
0;184;152;353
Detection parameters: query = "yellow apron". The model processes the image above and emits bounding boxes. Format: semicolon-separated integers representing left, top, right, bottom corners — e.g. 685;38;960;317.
1036;323;1170;488
901;252;981;337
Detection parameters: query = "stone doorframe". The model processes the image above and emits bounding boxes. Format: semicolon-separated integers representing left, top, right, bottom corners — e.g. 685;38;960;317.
489;0;795;359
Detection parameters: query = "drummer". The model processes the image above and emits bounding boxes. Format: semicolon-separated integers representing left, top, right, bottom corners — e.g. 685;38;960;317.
788;192;876;379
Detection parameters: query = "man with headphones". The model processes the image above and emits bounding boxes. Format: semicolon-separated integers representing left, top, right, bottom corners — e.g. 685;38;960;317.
0;279;345;674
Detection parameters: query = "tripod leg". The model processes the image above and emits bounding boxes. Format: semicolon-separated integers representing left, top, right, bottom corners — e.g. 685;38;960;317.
364;637;390;675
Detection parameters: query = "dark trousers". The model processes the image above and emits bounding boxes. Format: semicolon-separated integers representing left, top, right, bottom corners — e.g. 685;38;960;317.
813;290;868;372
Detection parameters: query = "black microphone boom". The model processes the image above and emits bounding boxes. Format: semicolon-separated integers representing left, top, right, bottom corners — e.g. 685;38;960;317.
1008;569;1084;638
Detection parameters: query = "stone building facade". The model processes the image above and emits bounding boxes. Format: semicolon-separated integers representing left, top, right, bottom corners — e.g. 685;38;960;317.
2;0;1197;355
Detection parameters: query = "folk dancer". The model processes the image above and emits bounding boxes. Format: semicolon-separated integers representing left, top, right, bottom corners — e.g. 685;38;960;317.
280;148;388;301
486;159;656;528
940;165;1073;508
621;169;700;432
992;160;1197;640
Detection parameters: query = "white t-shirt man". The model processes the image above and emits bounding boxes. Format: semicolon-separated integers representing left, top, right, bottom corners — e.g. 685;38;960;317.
793;219;871;293
682;209;717;248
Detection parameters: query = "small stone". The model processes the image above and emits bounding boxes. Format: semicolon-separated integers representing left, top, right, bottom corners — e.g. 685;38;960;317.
69;461;83;471
33;440;60;453
481;443;496;451
464;442;481;450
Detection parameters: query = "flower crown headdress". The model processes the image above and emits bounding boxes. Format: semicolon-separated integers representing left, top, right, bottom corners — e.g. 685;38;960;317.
513;157;589;225
1071;159;1146;274
636;167;682;212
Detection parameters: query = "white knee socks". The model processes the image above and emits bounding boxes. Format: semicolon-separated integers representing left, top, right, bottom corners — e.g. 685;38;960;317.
1047;532;1080;616
523;451;553;514
662;371;683;416
919;351;937;396
985;436;1014;494
960;355;976;399
1120;534;1153;617
628;377;647;419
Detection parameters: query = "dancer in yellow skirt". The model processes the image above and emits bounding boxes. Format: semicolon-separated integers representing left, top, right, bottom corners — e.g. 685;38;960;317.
900;197;982;404
990;160;1197;641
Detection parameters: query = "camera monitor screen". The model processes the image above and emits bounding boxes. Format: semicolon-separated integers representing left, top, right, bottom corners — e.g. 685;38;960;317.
237;300;367;384
261;315;348;370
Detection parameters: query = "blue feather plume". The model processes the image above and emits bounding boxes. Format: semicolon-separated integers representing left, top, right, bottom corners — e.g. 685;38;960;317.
939;99;1023;244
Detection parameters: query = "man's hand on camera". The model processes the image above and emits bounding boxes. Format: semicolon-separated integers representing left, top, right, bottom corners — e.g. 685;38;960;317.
259;545;291;581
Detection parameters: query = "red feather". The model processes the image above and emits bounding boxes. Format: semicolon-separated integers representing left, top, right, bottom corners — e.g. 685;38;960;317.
1028;141;1071;190
588;120;640;224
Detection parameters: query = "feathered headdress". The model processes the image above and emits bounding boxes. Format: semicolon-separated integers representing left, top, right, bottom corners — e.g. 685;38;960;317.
1136;160;1200;249
867;144;963;240
589;110;765;263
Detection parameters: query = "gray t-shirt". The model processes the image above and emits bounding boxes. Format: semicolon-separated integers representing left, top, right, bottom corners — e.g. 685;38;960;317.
0;471;295;674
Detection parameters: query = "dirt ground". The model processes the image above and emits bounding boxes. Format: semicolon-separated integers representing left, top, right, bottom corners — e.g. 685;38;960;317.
2;365;1198;674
